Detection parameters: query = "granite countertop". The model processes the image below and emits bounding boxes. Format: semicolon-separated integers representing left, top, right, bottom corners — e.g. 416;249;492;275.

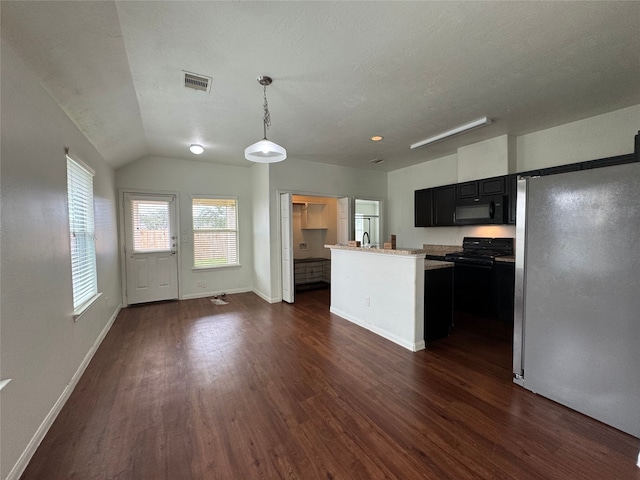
424;259;454;271
325;244;426;256
495;255;515;263
422;244;463;256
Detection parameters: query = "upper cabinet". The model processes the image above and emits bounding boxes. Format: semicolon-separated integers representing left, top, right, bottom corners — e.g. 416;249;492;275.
414;189;434;227
416;143;639;227
433;186;456;226
301;203;328;229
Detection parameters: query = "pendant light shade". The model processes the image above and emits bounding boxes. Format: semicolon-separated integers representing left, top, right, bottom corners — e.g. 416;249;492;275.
245;75;287;163
245;139;287;163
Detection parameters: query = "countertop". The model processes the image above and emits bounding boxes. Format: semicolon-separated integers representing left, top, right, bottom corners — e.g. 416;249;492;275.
325;244;426;256
424;260;454;271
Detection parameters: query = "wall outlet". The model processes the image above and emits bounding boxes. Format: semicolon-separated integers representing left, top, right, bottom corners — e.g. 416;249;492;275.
299;243;307;250
364;296;370;307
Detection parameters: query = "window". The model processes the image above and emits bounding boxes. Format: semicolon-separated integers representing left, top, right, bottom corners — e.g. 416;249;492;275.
130;199;171;252
66;154;98;310
192;197;238;268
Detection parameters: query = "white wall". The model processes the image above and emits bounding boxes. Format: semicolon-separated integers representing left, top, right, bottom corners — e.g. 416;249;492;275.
388;105;640;249
251;163;273;302
1;42;122;480
517;104;640;172
116;156;255;300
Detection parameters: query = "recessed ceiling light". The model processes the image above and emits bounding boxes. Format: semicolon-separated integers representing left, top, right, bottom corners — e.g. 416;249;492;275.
371;135;383;142
190;144;204;154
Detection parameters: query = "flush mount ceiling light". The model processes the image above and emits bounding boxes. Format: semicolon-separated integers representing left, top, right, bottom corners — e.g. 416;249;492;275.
244;76;287;163
371;135;383;142
190;144;204;154
410;117;492;150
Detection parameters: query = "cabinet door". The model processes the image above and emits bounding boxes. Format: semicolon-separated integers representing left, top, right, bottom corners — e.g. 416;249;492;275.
433;185;456;226
507;174;517;225
456;181;478;199
581;154;636;170
540;163;581;176
481;176;506;196
414;188;433;227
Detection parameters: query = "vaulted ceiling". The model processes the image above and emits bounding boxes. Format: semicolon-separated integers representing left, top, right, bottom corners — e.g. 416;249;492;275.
2;1;639;171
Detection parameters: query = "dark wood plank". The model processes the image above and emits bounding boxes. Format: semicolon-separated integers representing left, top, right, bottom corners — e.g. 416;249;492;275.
20;290;639;480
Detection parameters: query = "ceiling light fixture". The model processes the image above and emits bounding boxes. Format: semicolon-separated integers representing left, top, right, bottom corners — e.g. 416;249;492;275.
245;76;287;163
410;117;492;150
371;135;383;142
190;144;204;154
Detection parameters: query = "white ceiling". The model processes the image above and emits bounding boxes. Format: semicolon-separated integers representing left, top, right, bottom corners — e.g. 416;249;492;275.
2;1;639;171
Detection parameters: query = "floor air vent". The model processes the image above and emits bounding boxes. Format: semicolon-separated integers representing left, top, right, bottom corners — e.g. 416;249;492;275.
183;72;212;92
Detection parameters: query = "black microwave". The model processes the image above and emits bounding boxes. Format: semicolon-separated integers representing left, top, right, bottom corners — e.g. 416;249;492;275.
454;195;506;225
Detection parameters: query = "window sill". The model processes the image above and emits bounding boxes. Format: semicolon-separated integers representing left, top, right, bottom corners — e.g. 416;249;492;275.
73;292;103;322
192;264;242;272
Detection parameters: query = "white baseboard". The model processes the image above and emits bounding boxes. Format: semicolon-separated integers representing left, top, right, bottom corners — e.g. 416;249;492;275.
6;304;122;480
330;307;424;352
252;289;281;304
181;287;252;300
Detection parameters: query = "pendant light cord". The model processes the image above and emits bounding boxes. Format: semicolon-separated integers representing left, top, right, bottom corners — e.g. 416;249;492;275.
262;85;271;139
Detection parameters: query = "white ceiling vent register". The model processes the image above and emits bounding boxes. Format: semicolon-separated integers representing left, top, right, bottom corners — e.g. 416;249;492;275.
183;71;212;93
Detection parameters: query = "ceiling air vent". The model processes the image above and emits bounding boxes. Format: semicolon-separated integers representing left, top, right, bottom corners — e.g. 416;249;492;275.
183;72;212;93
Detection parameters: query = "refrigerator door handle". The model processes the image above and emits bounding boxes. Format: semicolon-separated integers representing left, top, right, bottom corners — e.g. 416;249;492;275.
513;176;528;381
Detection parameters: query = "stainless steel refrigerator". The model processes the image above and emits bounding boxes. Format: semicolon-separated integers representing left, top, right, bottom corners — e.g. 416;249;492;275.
513;161;640;438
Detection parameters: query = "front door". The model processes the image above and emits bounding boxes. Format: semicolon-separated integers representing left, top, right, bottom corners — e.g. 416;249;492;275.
123;193;179;305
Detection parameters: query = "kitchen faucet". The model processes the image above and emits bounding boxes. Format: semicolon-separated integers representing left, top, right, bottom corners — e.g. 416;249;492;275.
362;231;370;246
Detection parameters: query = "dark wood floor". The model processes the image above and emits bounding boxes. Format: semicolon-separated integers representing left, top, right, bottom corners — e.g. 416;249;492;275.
22;290;639;479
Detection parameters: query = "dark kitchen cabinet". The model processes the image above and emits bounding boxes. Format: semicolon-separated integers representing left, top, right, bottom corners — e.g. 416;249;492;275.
540;163;582;176
507;174;517;225
480;176;506;196
424;267;453;342
582;153;635;170
433;185;456;226
493;262;515;323
456;181;478;199
414;188;434;227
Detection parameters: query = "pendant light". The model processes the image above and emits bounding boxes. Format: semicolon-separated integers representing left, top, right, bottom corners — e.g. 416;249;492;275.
245;76;287;163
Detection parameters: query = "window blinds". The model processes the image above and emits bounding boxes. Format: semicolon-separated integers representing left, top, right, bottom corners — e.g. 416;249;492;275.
130;199;171;252
67;155;97;310
192;197;238;268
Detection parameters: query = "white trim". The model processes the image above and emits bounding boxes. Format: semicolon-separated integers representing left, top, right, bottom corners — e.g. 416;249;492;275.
330;306;425;352
181;286;252;300
72;292;103;321
6;304;122;480
252;288;281;304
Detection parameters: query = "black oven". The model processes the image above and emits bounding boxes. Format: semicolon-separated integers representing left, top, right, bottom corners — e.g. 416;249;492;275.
454;195;506;225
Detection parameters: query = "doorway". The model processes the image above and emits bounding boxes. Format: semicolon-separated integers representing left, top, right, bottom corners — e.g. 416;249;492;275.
122;192;179;305
354;199;381;247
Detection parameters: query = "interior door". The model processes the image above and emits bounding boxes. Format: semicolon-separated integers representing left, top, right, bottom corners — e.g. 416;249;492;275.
337;197;352;244
124;193;179;305
281;193;294;303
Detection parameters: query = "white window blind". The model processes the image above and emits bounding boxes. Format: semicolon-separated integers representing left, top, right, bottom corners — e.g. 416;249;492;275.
130;199;171;252
192;197;238;268
67;155;97;310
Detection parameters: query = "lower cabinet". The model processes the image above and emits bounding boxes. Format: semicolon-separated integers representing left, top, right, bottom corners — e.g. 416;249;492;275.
294;258;331;291
493;262;515;323
452;262;515;323
424;267;453;342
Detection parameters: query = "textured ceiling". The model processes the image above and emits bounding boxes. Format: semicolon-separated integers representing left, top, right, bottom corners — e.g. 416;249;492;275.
2;1;639;171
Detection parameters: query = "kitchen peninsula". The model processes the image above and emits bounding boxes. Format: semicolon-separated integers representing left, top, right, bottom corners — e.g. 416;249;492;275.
326;244;452;352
